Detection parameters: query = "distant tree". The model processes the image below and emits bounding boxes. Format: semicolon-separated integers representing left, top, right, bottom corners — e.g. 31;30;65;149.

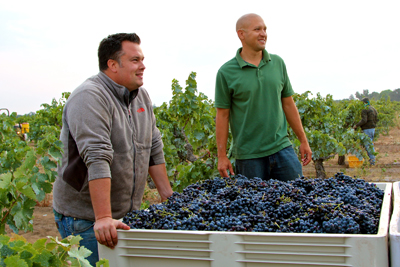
380;89;392;101
353;89;400;102
349;94;355;100
369;92;379;100
390;88;400;101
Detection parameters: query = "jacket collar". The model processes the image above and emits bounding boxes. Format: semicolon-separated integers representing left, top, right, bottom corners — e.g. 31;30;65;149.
97;71;139;106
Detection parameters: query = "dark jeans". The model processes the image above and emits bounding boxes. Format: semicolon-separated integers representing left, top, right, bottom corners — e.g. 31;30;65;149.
54;209;99;266
235;146;303;182
363;128;376;165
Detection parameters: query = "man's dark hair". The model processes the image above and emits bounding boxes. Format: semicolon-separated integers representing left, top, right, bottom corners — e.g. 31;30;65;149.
98;33;141;71
362;97;370;104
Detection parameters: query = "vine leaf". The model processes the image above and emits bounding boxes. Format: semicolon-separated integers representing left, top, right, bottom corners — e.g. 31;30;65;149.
32;249;52;266
14;150;36;179
4;255;29;267
68;246;92;267
0;173;12;189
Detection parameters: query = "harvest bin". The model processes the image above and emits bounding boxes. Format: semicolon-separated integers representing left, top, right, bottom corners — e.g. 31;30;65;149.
347;155;364;168
99;183;392;267
390;182;400;267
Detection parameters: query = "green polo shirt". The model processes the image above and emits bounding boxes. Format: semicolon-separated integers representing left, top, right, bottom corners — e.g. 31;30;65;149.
215;48;294;159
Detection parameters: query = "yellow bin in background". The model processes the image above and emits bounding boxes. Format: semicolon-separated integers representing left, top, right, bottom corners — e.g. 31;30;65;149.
348;155;364;168
21;123;29;133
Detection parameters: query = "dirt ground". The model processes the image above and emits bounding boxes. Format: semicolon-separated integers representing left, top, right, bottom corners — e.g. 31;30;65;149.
6;117;400;244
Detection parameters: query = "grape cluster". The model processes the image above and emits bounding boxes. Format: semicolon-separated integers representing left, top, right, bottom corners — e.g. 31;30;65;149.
122;173;384;234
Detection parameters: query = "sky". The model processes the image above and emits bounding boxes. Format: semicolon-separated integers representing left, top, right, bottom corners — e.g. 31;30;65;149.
0;0;399;115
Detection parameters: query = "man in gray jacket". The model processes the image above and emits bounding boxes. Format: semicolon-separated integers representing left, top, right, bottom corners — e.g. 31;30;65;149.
53;33;173;265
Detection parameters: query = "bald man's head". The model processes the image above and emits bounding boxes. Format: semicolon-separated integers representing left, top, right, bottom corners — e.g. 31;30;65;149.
236;13;267;52
236;13;262;31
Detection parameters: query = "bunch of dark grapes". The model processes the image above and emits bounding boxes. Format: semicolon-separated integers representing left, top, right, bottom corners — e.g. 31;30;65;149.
122;173;384;234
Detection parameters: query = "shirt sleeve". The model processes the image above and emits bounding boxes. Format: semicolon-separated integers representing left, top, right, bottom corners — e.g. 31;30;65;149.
280;58;295;98
65;85;113;181
149;117;165;165
214;70;231;109
148;97;165;166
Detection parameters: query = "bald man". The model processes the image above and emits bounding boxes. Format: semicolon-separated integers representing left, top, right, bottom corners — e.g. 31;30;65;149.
214;13;312;181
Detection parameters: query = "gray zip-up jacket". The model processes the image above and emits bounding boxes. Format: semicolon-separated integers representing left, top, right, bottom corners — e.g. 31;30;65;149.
53;72;165;221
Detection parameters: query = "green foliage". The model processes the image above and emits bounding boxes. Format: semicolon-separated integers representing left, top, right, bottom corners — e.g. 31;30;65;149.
0;234;108;267
0;114;62;235
291;92;374;178
154;72;221;191
26;92;70;143
2;78;399;265
0;113;30;174
373;98;400;135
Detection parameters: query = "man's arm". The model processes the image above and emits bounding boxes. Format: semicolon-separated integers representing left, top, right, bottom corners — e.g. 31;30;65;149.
281;96;312;166
216;108;235;177
148;163;173;201
353;109;368;129
89;178;130;249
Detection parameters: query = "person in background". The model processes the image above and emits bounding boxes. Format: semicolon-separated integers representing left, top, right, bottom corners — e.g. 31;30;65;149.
215;13;312;181
353;97;379;165
52;33;173;266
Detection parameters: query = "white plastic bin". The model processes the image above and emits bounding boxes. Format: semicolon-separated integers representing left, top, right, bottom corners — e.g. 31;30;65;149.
99;183;392;267
390;181;400;267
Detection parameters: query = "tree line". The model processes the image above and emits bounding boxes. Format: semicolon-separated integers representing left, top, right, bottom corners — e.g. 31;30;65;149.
349;88;400;102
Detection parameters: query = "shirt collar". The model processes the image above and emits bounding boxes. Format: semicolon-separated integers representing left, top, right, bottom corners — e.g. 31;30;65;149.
235;48;271;68
98;71;139;106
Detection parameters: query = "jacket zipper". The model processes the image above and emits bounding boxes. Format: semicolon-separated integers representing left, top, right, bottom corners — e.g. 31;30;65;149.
127;107;136;211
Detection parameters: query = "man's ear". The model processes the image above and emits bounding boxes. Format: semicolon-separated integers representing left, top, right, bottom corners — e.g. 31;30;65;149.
237;29;245;41
107;59;118;73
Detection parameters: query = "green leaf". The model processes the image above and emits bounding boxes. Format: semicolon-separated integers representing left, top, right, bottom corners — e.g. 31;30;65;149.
68;246;92;267
14;150;36;178
46;236;71;254
68;235;83;246
40;157;57;170
48;146;62;160
32;238;47;251
0;244;16;257
39;182;53;194
193;131;205;141
45;241;57;251
4;255;29;267
19;250;33;260
0;235;10;245
11;200;35;231
32;249;52;266
18;185;37;200
8;240;26;250
37;173;48;182
96;258;110;267
0;173;12;190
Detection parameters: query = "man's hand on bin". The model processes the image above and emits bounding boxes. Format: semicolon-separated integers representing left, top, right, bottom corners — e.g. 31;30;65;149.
94;217;130;249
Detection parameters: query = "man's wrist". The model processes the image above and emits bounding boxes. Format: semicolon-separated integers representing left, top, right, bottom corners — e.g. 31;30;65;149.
217;152;228;158
95;215;113;221
159;189;173;200
297;138;309;145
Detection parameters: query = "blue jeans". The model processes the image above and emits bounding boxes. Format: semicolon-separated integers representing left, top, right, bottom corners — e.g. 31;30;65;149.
54;209;99;266
235;146;303;182
363;128;376;164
